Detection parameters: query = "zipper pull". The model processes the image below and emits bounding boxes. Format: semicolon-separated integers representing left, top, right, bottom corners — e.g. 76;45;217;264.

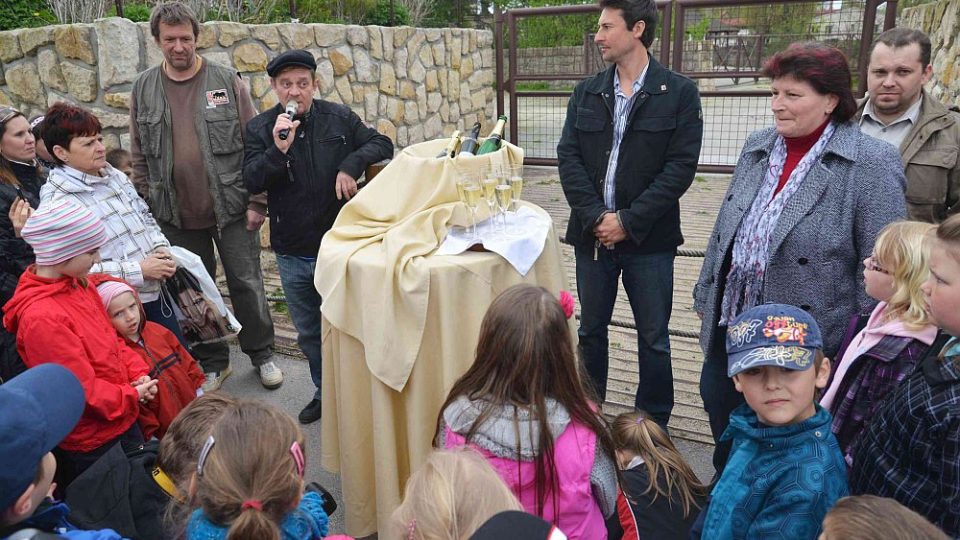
286;160;295;183
594;240;599;261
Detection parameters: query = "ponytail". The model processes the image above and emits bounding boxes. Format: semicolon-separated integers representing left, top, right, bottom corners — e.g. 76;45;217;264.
226;502;281;540
611;411;708;517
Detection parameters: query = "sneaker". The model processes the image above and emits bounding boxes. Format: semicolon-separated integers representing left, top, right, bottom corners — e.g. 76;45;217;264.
258;361;283;389
202;366;232;392
298;399;322;424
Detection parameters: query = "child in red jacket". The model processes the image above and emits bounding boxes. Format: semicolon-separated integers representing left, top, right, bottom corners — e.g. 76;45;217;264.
3;200;158;479
97;280;204;440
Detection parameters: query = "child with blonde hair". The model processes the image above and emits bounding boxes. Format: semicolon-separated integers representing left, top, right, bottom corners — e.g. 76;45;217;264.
435;284;618;540
609;411;707;539
820;495;949;540
820;221;938;464
389;449;523;540
851;214;960;536
187;400;328;540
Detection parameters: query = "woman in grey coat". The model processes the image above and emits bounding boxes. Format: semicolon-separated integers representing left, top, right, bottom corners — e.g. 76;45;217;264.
693;43;907;474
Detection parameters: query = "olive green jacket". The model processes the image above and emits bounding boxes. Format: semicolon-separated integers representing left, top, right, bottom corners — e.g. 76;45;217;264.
857;91;960;223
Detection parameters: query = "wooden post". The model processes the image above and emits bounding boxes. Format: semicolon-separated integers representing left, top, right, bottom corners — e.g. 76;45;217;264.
115;0;124;17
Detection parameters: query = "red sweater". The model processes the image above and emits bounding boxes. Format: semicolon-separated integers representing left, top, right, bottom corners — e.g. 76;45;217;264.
775;119;830;196
3;270;149;452
127;319;204;440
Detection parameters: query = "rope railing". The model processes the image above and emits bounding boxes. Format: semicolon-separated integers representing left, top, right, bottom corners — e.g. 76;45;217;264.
256;235;706;341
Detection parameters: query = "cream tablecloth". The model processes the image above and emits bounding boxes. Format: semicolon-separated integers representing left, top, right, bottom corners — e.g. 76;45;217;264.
314;139;572;536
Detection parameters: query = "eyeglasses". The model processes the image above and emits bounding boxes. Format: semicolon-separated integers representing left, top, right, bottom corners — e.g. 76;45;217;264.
866;255;890;275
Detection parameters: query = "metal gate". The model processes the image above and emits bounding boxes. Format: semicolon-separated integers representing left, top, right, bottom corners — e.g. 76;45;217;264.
495;0;898;171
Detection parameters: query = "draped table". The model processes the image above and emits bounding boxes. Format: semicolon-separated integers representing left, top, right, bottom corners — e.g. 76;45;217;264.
313;139;572;536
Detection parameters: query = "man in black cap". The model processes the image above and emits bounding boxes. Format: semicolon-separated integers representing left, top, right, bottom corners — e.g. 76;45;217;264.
130;1;282;392
243;49;393;424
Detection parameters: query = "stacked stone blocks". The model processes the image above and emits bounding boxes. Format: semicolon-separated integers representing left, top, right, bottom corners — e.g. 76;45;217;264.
0;19;496;150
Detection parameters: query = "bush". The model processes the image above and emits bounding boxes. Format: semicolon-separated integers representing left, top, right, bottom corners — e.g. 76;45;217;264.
0;0;57;31
106;2;152;22
366;0;411;26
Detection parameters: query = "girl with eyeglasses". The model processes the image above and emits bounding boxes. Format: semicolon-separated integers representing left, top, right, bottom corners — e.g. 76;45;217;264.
820;220;938;466
0;106;43;384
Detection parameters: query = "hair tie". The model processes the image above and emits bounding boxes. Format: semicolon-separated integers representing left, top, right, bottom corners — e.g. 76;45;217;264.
635;417;645;425
559;290;575;320
241;499;263;511
407;518;417;540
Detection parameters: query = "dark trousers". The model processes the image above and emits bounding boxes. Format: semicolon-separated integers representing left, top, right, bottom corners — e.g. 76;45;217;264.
699;325;745;475
276;254;322;401
54;422;144;491
160;220;275;372
574;246;675;428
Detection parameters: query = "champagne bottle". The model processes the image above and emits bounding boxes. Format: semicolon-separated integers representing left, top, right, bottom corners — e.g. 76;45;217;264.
436;130;461;159
476;115;508;155
457;122;483;157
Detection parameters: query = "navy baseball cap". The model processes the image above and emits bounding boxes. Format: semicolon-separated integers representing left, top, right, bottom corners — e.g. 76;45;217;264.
266;49;317;77
726;303;823;377
0;364;84;509
469;511;568;540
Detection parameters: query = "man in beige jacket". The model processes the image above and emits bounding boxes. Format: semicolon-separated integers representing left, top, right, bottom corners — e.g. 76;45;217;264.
857;27;960;223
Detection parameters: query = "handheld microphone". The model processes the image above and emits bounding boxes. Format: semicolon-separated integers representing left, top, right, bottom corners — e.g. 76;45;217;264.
278;100;298;141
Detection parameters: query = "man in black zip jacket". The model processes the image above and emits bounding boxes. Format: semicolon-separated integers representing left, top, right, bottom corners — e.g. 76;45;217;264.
243;49;394;424
557;0;702;429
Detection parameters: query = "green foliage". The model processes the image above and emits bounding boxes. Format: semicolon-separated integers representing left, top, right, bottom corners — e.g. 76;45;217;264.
508;0;597;48
106;2;152;22
685;16;711;41
366;0;411;26
736;3;818;37
0;0;57;31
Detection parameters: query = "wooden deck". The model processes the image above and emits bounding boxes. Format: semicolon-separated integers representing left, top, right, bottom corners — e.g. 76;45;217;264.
250;167;730;444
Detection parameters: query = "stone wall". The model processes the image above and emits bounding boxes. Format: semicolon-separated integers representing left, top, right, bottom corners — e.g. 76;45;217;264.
900;0;960;107
0;19;496;150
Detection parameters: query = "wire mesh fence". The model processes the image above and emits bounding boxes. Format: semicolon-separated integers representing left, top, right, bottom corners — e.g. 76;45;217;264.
499;0;897;168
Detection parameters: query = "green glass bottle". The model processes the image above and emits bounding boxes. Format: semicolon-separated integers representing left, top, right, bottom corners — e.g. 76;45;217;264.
476;115;508;155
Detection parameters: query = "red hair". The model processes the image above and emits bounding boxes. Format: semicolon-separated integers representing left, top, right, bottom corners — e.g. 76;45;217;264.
761;42;857;123
41;103;102;165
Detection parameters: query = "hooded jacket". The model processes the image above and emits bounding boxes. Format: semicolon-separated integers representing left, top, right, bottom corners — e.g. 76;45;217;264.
440;396;617;540
65;440;171;540
699;404;849;539
0;499;123;540
115;286;203;440
2;270;149;452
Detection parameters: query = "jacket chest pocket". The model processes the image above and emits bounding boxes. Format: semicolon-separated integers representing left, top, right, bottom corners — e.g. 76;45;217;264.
631;116;676;133
136;111;163;158
204;107;242;155
906;146;957;204
575;108;606;132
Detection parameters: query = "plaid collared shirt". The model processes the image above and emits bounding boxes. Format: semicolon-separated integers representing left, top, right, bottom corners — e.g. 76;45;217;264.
829;334;931;465
850;333;960;536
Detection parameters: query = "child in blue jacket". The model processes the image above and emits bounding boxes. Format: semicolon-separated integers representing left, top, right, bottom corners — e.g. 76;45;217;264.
696;303;849;539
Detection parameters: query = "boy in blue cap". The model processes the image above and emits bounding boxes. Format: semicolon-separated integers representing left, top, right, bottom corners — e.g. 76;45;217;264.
0;363;122;539
696;303;849;539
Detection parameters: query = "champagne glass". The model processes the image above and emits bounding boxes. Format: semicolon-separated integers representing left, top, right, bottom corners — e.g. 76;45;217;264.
495;183;513;235
481;171;498;234
508;165;524;213
462;179;482;239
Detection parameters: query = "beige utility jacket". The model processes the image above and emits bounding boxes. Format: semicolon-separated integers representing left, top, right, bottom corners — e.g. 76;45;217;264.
857;92;960;222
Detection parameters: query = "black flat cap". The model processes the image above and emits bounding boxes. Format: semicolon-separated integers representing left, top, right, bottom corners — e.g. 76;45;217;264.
266;49;317;77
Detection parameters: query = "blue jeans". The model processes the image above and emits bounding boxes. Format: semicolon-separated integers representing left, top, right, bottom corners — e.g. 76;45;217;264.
574;246;675;427
276;254;322;400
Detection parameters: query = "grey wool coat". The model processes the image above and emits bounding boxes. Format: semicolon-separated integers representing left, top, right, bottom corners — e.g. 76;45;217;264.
693;121;908;358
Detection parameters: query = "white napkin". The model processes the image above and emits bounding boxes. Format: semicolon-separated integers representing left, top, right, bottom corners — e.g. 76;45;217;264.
435;206;552;276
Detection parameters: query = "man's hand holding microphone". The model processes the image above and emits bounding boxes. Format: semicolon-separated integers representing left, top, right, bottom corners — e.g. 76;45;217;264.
273;100;300;154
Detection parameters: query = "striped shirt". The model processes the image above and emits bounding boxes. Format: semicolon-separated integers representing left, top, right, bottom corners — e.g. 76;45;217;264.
603;65;649;210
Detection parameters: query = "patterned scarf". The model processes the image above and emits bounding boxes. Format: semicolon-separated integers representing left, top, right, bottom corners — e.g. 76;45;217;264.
720;122;837;325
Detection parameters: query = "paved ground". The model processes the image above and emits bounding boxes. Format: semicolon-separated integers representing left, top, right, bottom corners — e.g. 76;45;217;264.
218;166;730;536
